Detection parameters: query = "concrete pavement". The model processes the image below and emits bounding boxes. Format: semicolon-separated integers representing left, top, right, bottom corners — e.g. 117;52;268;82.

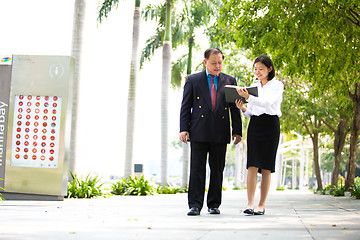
0;190;359;240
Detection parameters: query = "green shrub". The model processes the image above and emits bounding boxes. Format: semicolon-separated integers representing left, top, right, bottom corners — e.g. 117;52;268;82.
110;178;128;195
0;178;4;201
157;184;187;194
332;185;345;197
232;186;241;190
350;177;360;199
125;175;154;196
317;179;346;197
331;179;345;197
321;184;333;195
111;175;155;196
66;171;104;198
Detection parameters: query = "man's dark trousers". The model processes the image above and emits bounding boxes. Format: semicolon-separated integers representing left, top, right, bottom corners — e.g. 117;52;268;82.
188;141;227;211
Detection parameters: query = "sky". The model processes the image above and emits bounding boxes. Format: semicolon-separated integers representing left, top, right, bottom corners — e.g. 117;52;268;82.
0;0;205;179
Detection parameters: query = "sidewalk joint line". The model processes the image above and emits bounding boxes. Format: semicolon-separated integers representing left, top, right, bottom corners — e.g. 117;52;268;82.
292;204;315;240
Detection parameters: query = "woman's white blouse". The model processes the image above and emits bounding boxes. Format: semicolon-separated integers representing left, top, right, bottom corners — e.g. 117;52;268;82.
243;78;284;118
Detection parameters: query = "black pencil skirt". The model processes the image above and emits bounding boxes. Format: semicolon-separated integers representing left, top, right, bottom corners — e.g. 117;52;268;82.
247;114;280;173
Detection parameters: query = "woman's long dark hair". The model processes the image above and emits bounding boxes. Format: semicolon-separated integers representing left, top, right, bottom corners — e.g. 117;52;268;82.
254;54;275;80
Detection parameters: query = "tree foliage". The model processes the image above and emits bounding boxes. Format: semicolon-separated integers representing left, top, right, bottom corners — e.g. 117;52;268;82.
141;0;221;87
215;0;360;188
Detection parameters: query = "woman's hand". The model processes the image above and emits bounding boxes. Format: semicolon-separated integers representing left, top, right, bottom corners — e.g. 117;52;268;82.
235;99;246;112
236;87;250;99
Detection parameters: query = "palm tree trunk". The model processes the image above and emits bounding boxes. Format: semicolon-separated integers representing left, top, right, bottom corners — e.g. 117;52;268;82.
161;43;170;186
70;0;86;176
181;36;194;188
161;0;172;186
124;1;141;178
181;143;189;188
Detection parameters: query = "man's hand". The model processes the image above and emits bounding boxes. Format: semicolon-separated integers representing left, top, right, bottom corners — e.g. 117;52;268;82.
179;131;190;144
232;134;242;145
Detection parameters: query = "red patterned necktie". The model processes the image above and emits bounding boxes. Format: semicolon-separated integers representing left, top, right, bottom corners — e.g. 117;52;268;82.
211;75;216;111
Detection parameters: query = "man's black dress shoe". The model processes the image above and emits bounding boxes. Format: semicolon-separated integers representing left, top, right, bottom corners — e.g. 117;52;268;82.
208;208;220;214
254;209;265;215
187;207;200;216
243;208;254;215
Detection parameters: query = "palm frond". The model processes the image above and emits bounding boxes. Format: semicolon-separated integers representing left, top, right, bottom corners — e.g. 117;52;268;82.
142;3;164;22
171;21;189;48
171;55;188;88
195;61;205;72
140;28;164;68
97;0;120;23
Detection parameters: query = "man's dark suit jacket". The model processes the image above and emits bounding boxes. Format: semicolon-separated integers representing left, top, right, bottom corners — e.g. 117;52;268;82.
180;71;242;143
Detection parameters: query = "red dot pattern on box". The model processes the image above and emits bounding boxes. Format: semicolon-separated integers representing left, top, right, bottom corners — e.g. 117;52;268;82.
10;95;62;168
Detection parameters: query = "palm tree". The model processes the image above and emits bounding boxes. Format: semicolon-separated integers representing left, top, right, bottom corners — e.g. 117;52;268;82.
98;0;141;178
141;0;220;187
70;0;86;176
161;0;172;186
172;0;220;187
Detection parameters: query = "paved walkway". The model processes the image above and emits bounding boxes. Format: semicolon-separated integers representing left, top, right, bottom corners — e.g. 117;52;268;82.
0;190;359;240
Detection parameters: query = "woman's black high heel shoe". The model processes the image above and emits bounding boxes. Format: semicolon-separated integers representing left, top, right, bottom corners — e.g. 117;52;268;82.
243;208;254;215
254;209;265;215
